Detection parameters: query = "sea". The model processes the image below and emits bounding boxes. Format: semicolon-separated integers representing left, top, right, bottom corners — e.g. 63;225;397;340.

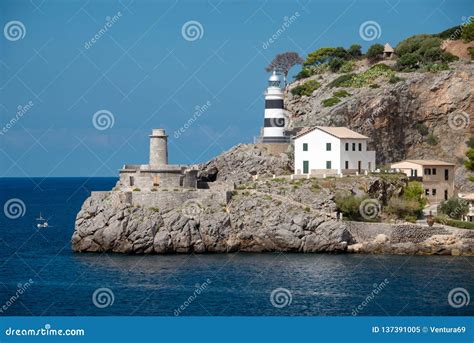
0;178;473;316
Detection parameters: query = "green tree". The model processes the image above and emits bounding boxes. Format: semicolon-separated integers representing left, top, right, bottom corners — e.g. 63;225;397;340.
347;44;362;58
461;19;474;42
366;44;384;63
437;197;469;219
465;148;474;172
329;57;344;72
404;181;427;209
396;52;420;70
467;136;474;149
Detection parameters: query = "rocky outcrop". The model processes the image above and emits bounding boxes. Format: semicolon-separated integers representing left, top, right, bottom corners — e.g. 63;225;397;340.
197;144;292;185
285;62;474;191
72;177;474;256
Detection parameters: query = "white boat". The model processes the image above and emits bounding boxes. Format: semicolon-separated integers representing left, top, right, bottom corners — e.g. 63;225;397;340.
36;213;49;228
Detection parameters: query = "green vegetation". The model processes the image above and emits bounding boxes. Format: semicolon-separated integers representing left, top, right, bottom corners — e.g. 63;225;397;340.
310;181;320;193
405;215;417;223
369;84;379;89
427;133;438;145
366;43;384;63
328;73;355;88
291;79;321;96
334;192;368;220
329;64;395;88
465;148;474;177
339;60;356;73
468;47;474;60
321;97;341;107
133;188;141;191
394;34;458;71
151;188;157;192
388;75;404;84
415;123;429;136
467;137;474;149
461;19;474;42
333;90;351;97
387;181;426;219
294;64;329;80
434;216;474;230
437;197;469;220
301;45;363;75
149;207;160;212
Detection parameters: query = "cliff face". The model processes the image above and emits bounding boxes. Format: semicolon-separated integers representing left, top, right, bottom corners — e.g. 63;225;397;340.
72;176;474;256
285;62;474;191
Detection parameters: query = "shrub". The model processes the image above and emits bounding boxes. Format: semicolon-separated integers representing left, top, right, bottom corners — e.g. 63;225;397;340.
304;47;347;66
389;75;404;84
469;175;474;182
405;215;417;223
387;197;421;218
291;80;321;96
347;44;362;58
294;68;312;80
333;90;350;97
427;133;438;145
334;193;367;220
366;43;384;62
369;84;380;89
151;188;157;191
329;57;345;72
133;188;141;191
339;60;356;73
423;63;449;72
436;25;462;40
468;47;474;60
467;137;474;149
396;52;420;70
415;123;429;136
434;216;474;230
322;97;341;107
461;19;474;42
328;73;355;88
437;197;469;219
149;207;160;212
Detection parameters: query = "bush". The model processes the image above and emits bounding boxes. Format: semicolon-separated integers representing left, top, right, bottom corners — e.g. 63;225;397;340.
461;19;474;42
468;47;474;60
405;215;417;223
133;188;141;191
434;216;474;230
369;84;380;89
328;73;355;88
437;197;469;219
427;133;438;145
333;90;350;97
322;97;341;107
347;44;362;58
294;68;312;80
388;75;404;84
366;43;384;62
291;80;321;96
339;60;356;73
334;193;367;220
423;63;449;72
396;52;420;71
436;26;462;40
467;137;474;149
387;197;421;218
415;123;429;136
329;57;345;72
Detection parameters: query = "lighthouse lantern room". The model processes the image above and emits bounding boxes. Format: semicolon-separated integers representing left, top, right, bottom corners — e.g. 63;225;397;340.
262;71;289;143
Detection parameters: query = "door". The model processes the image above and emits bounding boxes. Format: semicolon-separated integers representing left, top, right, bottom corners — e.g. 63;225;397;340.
358;161;361;173
129;176;134;186
303;161;309;174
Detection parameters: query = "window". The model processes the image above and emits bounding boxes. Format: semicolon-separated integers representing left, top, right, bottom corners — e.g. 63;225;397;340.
358;143;362;151
303;143;308;151
303;161;309;174
445;169;449;180
345;143;349;151
432;168;436;175
444;190;448;200
425;189;429;196
326;143;331;151
352;143;356;151
326;161;332;169
424;168;431;175
432;189;437;196
345;161;349;169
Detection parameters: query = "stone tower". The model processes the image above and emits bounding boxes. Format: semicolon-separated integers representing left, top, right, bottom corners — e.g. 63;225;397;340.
149;128;168;168
262;71;288;143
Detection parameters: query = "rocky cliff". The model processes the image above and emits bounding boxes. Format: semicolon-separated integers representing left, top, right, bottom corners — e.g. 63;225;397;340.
285;61;474;192
72;176;474;256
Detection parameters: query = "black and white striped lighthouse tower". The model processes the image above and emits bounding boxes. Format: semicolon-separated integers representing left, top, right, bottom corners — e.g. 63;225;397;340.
262;71;288;143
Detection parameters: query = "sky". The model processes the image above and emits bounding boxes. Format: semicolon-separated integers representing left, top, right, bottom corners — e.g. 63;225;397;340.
1;0;473;177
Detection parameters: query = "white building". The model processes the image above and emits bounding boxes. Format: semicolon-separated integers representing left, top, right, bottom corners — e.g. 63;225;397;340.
293;126;376;175
459;193;474;222
261;71;289;143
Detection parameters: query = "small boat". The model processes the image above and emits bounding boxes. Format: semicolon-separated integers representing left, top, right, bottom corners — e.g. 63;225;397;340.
36;213;49;228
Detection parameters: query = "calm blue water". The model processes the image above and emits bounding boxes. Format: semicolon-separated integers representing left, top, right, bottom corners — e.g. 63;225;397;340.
0;178;473;316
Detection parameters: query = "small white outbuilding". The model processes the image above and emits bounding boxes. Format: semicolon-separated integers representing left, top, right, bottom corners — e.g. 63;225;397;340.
293;126;376;176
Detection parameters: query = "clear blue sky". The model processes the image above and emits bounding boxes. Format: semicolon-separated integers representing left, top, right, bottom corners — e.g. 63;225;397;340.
1;0;473;177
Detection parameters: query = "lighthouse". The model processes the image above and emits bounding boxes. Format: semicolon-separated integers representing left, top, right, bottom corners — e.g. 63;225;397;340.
262;71;289;143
